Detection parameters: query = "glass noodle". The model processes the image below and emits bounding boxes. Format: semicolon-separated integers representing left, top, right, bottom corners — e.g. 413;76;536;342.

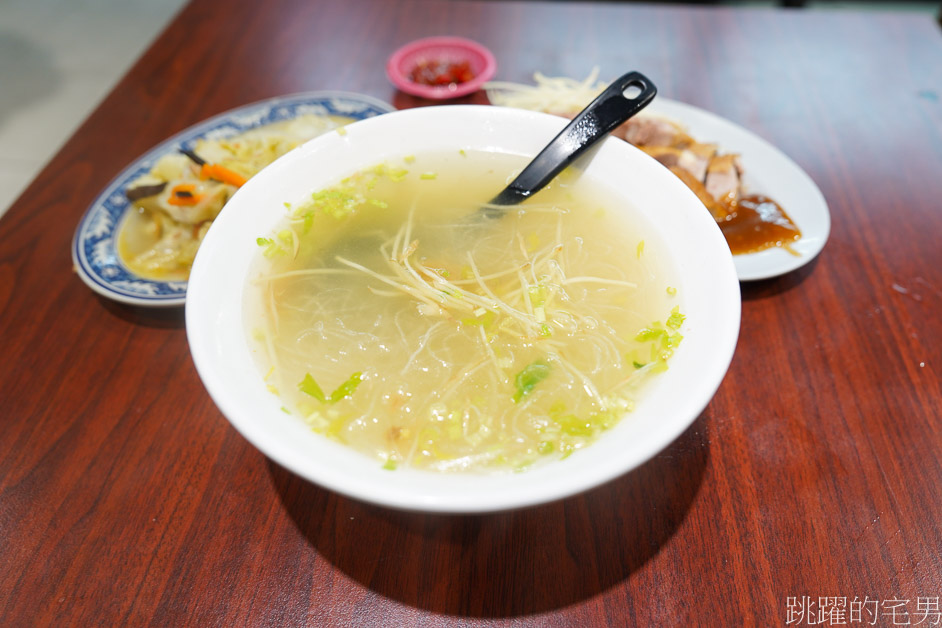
244;150;685;473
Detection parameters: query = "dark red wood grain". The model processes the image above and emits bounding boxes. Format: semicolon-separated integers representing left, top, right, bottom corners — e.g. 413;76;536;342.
1;1;940;624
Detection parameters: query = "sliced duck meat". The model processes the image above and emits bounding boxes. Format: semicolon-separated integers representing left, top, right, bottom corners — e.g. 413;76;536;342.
669;166;734;221
705;154;743;208
639;142;716;182
617;115;690;147
685;142;719;179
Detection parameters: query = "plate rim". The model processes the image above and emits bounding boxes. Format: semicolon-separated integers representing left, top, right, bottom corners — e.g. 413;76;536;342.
71;90;396;307
645;97;831;281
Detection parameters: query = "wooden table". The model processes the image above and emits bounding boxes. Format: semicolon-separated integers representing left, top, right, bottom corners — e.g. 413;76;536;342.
2;1;941;624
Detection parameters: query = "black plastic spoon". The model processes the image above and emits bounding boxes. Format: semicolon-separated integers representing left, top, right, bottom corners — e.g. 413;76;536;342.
482;71;657;218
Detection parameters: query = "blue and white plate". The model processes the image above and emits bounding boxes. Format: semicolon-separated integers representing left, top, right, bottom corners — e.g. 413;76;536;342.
72;91;396;307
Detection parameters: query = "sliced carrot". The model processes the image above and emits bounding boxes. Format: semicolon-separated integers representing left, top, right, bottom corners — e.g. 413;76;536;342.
200;163;248;187
167;183;204;206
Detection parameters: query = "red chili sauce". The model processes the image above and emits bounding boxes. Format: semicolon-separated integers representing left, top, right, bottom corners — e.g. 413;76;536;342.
408;59;476;87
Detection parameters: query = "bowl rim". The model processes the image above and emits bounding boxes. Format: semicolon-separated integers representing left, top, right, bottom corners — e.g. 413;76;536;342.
385;36;497;100
186;104;741;513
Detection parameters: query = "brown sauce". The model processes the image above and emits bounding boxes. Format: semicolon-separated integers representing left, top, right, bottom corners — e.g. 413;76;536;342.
719;194;802;256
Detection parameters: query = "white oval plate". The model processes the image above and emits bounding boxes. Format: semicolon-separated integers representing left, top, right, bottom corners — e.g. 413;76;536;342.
647;98;830;281
71;91;396;307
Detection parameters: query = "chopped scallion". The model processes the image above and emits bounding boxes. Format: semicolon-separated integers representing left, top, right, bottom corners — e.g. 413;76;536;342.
666;306;686;330
512;359;551;403
298;373;327;403
329;372;363;403
298;371;364;405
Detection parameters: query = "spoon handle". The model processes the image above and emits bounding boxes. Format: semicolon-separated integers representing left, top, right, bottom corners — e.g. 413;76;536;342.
487;71;657;208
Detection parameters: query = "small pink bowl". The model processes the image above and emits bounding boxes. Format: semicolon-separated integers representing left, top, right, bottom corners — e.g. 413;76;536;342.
386;36;497;100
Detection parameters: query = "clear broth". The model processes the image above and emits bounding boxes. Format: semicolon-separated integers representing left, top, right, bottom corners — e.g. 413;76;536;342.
245;150;683;473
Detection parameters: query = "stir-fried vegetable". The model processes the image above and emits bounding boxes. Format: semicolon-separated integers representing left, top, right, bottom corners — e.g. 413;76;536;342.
118;114;354;281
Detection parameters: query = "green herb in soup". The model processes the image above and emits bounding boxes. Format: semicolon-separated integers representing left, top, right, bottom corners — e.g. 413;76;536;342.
245;151;684;473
